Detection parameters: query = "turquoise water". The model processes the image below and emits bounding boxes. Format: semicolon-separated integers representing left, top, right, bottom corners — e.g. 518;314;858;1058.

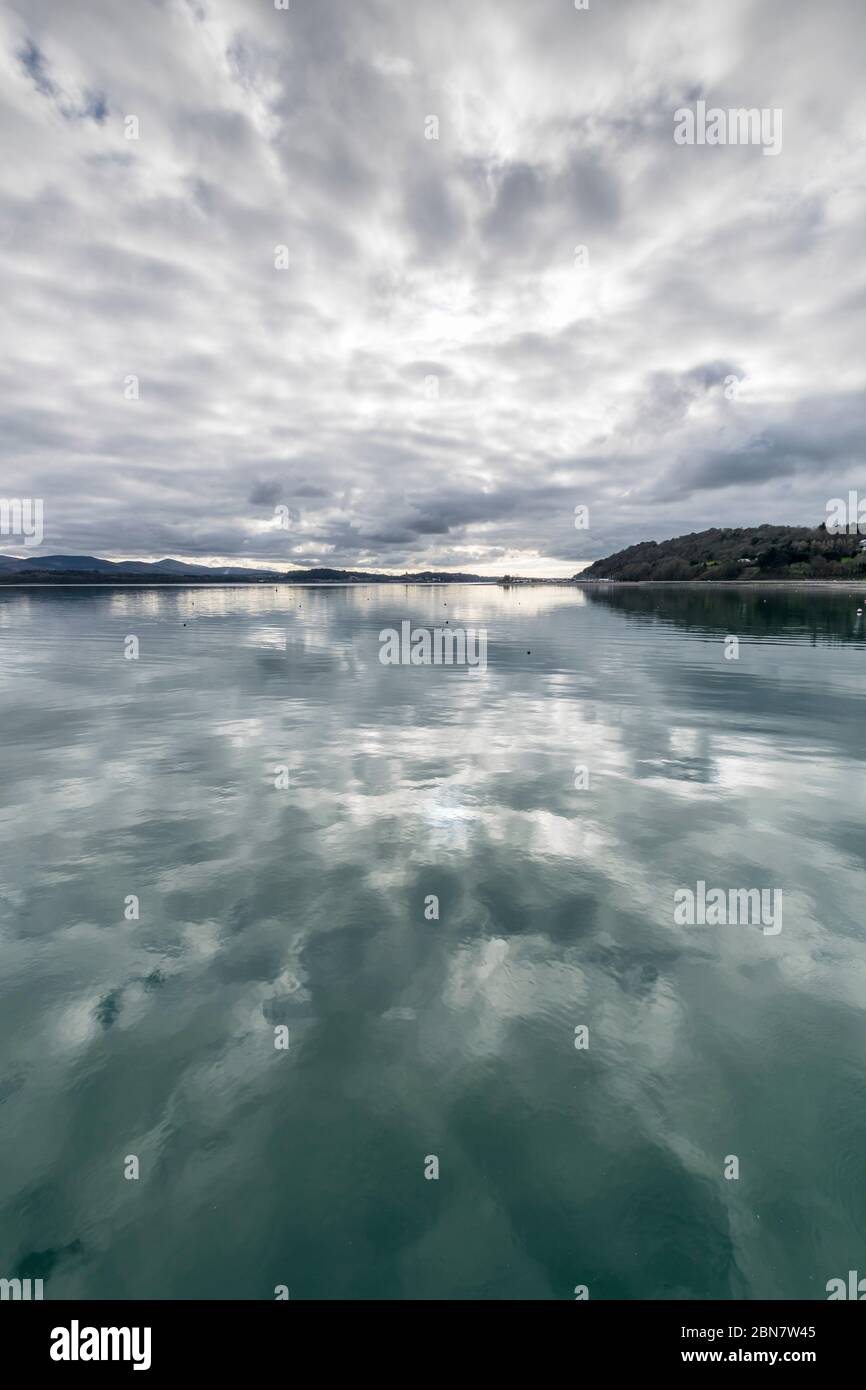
1;583;865;1299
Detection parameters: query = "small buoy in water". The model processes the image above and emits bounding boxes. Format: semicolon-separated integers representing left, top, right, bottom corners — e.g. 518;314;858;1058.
858;609;863;616
527;650;531;655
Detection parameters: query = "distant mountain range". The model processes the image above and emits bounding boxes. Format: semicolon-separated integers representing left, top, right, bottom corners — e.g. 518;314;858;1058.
0;554;495;584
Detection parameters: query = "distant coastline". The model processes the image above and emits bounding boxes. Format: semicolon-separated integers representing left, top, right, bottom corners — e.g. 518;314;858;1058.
2;575;863;591
0;555;499;586
3;521;866;586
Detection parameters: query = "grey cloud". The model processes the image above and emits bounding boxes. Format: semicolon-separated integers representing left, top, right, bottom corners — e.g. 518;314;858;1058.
559;154;620;230
248;481;283;507
483;163;545;247
403;163;465;256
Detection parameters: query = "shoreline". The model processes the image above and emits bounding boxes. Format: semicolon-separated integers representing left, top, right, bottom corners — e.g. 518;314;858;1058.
1;577;864;591
571;578;866;590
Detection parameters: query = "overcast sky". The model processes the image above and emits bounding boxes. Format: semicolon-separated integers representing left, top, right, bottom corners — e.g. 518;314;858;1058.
1;0;864;575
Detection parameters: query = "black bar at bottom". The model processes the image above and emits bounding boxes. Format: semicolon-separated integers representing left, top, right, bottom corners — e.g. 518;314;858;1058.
1;1298;860;1374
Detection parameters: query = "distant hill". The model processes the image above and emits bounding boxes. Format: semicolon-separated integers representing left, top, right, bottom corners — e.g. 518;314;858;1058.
0;554;285;578
579;525;866;582
0;554;493;585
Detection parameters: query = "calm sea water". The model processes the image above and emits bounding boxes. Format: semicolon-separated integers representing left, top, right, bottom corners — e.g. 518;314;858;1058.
1;582;865;1300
